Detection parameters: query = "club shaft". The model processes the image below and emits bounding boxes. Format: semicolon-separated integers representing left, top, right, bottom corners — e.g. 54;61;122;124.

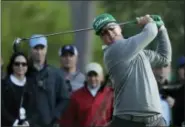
20;20;136;41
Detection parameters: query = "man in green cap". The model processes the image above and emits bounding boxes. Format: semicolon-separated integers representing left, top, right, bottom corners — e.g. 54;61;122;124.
93;13;172;127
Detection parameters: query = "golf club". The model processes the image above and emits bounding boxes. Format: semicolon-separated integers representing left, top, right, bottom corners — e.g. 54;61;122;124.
12;20;137;52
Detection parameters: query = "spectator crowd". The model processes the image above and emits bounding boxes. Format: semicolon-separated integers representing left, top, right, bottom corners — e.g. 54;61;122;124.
1;35;114;127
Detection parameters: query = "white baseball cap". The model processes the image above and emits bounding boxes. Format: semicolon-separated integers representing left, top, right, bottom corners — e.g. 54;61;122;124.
85;62;103;76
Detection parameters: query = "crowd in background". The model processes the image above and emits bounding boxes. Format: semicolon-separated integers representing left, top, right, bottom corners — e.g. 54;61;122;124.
152;56;185;126
1;34;185;127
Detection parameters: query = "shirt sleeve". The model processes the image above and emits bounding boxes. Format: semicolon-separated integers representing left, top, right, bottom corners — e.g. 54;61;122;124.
112;22;158;62
144;26;172;67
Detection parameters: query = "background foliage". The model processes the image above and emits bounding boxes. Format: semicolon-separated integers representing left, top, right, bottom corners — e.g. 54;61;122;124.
2;1;73;66
2;1;184;80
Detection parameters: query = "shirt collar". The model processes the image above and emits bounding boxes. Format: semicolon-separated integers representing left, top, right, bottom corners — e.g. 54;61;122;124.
10;74;26;87
87;84;101;97
61;68;78;78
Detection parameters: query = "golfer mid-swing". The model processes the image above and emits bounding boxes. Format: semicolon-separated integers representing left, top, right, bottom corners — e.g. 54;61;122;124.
92;14;172;127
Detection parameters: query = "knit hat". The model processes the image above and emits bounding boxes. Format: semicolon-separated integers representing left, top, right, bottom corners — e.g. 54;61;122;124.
85;63;103;76
93;13;117;35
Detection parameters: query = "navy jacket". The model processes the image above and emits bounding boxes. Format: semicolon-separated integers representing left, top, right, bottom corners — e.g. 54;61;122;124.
28;64;70;126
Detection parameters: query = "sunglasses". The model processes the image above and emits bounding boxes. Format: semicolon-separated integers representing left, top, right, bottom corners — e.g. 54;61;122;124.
13;62;27;67
100;24;117;36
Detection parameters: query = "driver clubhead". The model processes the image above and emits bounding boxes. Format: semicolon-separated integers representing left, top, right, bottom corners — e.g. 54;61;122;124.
13;38;22;52
13;38;22;45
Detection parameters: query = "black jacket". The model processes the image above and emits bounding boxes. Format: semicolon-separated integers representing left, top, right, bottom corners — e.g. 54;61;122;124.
1;76;35;126
27;64;70;126
160;82;184;126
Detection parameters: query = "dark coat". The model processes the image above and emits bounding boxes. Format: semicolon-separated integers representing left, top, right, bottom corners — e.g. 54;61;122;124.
27;64;70;126
1;76;35;126
160;82;184;126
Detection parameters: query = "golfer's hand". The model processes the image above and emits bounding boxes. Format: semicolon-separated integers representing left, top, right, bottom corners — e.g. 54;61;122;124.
150;15;164;29
136;15;154;26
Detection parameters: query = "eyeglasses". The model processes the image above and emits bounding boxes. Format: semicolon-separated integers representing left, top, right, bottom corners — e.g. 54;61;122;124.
13;62;27;67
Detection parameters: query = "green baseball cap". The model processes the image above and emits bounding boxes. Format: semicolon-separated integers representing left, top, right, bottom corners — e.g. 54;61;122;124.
93;13;117;35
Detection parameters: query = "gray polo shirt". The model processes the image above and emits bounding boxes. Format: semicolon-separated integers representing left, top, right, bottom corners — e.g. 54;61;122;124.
60;69;85;93
103;22;172;116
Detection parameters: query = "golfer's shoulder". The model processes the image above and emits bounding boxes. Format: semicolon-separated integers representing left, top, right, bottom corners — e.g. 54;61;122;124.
104;39;128;52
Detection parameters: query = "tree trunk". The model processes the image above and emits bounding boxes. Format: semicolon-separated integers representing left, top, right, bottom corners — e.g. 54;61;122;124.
69;1;95;72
